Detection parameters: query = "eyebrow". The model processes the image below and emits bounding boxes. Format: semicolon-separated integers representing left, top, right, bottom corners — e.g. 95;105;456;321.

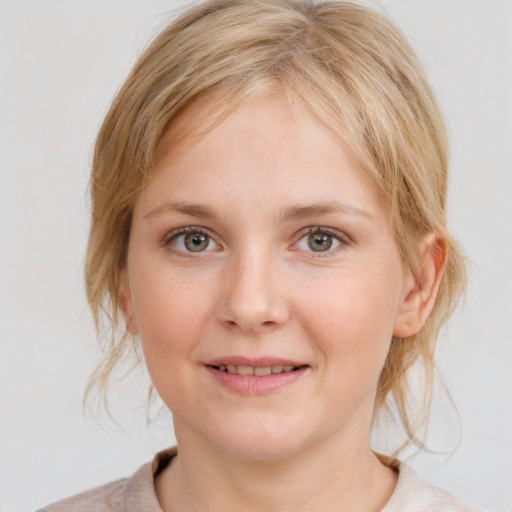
279;201;373;221
144;201;217;220
143;200;373;221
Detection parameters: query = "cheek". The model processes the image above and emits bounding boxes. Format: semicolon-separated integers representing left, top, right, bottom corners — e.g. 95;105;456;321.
299;264;403;370
130;265;215;363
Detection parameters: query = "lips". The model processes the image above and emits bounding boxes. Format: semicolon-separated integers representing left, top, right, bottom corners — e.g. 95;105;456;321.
204;357;309;395
212;364;301;376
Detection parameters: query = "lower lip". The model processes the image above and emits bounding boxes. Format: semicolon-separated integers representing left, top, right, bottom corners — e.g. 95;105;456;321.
205;366;309;395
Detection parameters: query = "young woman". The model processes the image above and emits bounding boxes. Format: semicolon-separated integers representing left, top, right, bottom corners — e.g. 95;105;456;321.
39;1;482;510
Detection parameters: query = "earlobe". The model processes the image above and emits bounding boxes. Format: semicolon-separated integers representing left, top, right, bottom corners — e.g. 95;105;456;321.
393;232;447;338
118;268;139;335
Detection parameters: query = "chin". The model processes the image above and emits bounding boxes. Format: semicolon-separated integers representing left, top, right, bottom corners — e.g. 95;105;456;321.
202;417;316;462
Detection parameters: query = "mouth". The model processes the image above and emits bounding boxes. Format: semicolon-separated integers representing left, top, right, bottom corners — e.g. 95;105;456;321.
209;364;306;377
204;358;310;395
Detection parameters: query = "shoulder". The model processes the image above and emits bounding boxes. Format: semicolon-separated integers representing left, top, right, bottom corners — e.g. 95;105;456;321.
382;461;485;512
36;477;129;512
37;448;176;512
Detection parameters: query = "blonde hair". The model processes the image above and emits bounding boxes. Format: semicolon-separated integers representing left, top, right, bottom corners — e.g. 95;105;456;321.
85;0;466;449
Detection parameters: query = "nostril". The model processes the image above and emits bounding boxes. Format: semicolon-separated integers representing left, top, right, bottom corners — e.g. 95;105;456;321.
214;293;290;333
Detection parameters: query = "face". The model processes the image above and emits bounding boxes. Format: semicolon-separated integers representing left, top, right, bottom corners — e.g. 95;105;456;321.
122;93;414;460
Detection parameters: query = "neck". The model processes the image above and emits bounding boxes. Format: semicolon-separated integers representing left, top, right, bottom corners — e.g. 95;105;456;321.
156;425;397;512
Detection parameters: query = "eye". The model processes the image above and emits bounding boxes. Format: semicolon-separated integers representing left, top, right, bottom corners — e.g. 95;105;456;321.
165;227;218;254
295;228;344;254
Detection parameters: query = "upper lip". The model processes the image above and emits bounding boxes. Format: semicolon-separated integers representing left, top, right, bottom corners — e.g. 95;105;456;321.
204;356;308;367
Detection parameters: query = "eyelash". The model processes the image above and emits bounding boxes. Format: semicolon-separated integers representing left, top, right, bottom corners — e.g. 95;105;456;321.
295;226;350;258
161;226;217;258
161;226;350;258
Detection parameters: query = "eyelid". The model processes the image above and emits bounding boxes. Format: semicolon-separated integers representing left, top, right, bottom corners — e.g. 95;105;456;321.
298;226;350;241
161;226;221;256
160;225;350;258
161;225;205;244
292;226;351;256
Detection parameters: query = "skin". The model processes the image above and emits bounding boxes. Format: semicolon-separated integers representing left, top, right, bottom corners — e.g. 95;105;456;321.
121;92;444;512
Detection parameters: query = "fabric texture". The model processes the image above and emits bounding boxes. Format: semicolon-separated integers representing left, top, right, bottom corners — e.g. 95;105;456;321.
37;448;483;512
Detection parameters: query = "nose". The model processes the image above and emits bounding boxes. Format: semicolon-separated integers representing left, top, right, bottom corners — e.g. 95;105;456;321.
215;246;290;334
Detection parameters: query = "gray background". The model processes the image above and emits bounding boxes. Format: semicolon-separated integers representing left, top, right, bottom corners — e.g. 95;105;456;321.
1;1;511;511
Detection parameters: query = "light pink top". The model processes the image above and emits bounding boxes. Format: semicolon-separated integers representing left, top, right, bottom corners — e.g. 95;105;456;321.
38;448;483;511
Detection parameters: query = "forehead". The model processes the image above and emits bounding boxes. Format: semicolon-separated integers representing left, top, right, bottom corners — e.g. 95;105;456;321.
161;87;356;161
134;92;387;227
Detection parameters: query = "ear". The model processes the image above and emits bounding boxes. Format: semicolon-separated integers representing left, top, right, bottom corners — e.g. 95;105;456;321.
393;232;447;338
118;267;139;335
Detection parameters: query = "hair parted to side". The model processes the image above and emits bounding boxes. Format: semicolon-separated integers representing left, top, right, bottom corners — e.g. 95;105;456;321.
85;0;466;450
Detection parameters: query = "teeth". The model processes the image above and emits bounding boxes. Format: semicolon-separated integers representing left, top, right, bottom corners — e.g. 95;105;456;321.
254;366;272;376
237;365;254;376
216;364;298;376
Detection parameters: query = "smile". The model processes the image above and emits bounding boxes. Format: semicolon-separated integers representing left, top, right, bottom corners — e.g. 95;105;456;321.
204;360;310;395
211;364;302;376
